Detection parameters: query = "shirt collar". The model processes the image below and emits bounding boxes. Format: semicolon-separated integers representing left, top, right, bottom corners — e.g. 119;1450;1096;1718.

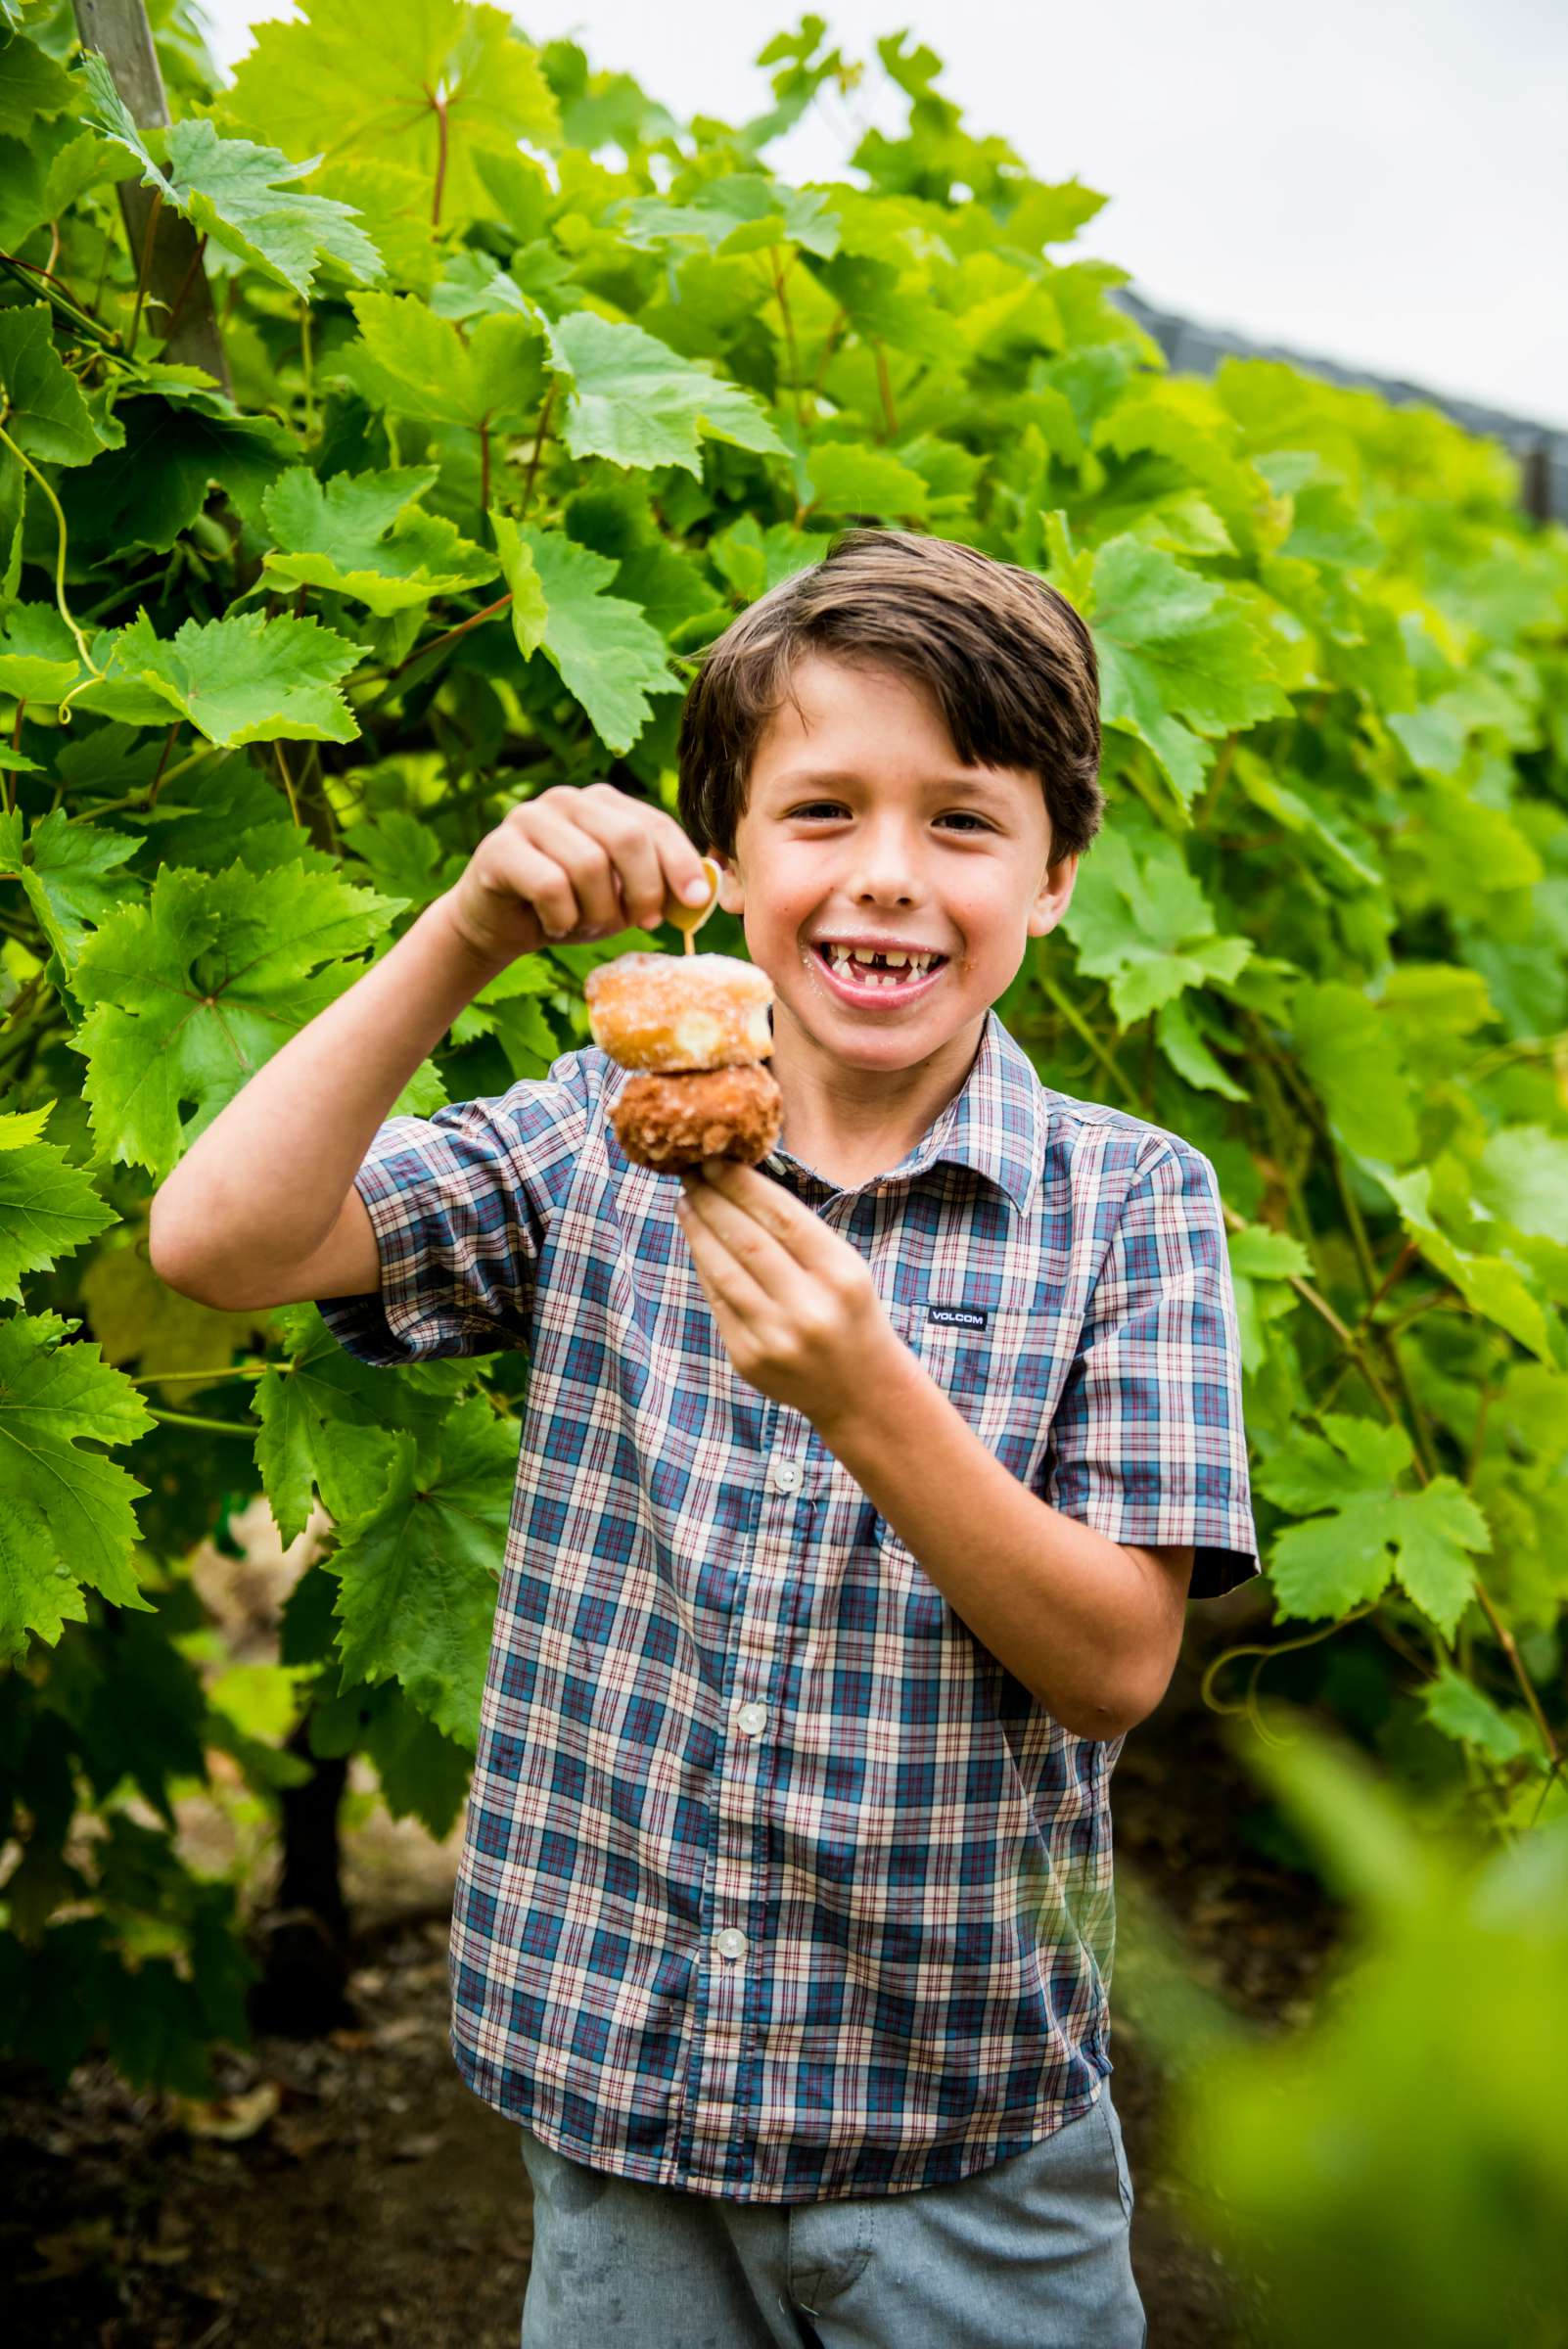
760;1006;1046;1216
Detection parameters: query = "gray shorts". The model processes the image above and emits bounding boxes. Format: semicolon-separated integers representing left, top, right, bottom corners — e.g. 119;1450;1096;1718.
518;2074;1146;2348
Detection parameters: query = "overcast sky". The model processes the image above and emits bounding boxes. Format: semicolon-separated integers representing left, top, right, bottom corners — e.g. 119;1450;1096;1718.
197;0;1568;431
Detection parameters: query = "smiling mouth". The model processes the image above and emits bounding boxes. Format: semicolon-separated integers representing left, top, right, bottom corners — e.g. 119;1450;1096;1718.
810;943;950;996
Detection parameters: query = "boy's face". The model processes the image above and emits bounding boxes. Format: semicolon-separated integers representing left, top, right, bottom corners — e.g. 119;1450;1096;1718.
712;653;1078;1080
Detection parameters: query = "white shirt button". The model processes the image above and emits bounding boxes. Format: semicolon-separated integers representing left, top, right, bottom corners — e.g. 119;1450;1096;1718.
733;1701;768;1736
714;1927;748;1960
771;1458;802;1492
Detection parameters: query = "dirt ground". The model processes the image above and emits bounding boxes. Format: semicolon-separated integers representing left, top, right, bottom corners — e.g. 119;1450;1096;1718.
2;1508;1336;2347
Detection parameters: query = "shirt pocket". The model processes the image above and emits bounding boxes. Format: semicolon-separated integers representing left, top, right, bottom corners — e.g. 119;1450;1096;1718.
884;1298;1042;1443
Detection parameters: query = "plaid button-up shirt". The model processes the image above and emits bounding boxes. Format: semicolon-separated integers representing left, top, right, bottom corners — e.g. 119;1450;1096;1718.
316;1004;1259;2202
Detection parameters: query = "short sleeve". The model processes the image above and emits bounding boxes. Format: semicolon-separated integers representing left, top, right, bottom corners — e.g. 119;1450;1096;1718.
1042;1140;1261;1600
314;1050;593;1367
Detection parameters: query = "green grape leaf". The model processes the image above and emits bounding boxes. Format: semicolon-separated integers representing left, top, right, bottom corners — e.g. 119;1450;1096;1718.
1089;535;1292;808
489;509;549;658
544;311;787;479
335;293;546;434
1375;963;1497;1087
706;513;827;602
503;522;679;756
330;1399;520;1747
254;1308;471;1548
61;393;296;561
306;157;439;296
0;808;141;968
69;859;407;1176
360;1688;473;1836
1094;382;1294;559
1258;1413;1490;1637
801;440;932;520
0;118;120;253
0;448;21;609
1474;1127;1568;1248
0;28;79;131
1366;1162;1554;1362
1060;824;1252;1026
260;466;498;613
615;172;840;259
1224;1221;1311;1372
1419;1665;1529;1765
0;1101;118;1301
1227;1224;1312;1283
0;1309;157;1659
1155;993;1246;1099
0;601;82;701
81;55;382;300
1292;981;1419;1166
0;302;112;468
79;608;370;747
223;0;560;230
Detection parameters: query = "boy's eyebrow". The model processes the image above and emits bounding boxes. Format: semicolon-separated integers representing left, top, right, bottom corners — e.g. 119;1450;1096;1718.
766;767;1022;801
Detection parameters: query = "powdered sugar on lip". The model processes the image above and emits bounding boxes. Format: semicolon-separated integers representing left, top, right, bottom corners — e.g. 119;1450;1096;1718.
807;942;948;1009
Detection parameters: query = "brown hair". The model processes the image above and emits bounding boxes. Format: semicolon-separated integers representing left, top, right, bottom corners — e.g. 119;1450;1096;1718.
675;528;1103;864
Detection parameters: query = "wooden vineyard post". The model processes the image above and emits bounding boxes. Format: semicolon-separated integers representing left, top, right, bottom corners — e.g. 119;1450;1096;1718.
69;0;232;392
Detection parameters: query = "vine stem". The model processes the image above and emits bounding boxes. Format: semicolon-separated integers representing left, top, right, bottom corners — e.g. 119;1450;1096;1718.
1038;974;1138;1104
300;297;315;437
1195;731;1239;830
145;1406;255;1438
127;184;165;358
1200;1601;1382;1739
520;379;556;519
0;251;112;345
89;217;115;320
147;723;180;807
274;741;301;827
2;696;20;817
162;232;208;346
766;245;806;436
427;84;449;226
810;305;849;397
0;970;45;1042
392;590;513;679
872;340;898;438
0;419;101;679
1465;1578;1560;1773
64;743;220;824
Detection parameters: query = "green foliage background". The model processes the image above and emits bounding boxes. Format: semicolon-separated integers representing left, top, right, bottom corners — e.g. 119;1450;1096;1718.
3;0;1567;2172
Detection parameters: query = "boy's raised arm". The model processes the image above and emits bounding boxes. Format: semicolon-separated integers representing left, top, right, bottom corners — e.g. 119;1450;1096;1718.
148;785;714;1313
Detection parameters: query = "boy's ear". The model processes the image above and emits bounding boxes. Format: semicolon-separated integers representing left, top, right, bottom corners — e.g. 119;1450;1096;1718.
1028;850;1079;939
712;853;744;917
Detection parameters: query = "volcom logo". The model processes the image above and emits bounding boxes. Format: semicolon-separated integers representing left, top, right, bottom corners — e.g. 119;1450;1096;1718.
928;1304;989;1329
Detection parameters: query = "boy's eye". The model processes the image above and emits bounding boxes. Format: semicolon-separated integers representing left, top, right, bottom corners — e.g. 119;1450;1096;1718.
790;802;991;832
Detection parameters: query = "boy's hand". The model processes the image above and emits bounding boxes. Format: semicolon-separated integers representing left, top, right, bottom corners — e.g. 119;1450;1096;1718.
674;1160;907;1428
442;781;715;970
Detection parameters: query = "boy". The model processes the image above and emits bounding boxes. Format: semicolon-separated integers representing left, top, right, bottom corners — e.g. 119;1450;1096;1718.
152;528;1259;2347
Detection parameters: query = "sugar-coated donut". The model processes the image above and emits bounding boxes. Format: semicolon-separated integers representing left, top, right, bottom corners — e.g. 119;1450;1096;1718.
585;949;773;1072
610;1064;783;1171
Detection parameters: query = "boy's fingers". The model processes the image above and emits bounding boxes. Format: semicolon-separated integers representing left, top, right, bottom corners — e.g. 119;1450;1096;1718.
677;1189;772;1319
684;1177;795;1275
489;832;578;939
700;1162;833;1265
566;784;671;930
517;801;632;935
